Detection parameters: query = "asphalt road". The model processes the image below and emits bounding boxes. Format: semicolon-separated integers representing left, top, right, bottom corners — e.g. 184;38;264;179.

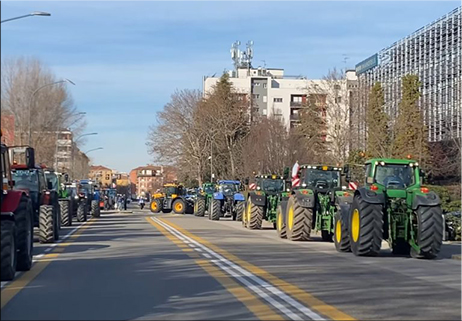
1;204;460;320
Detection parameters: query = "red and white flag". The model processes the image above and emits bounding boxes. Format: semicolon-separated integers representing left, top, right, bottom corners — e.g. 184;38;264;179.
249;183;257;190
291;161;300;187
348;182;358;190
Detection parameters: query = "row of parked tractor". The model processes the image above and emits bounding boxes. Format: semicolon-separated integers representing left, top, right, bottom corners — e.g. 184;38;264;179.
0;139;106;281
150;157;452;260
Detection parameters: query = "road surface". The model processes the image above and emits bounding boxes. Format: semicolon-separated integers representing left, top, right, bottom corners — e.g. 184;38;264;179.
1;205;460;320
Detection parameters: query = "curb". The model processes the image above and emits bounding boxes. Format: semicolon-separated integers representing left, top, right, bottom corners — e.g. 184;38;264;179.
451;255;461;260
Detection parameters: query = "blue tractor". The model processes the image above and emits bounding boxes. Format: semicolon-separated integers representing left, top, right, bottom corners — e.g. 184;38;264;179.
79;180;101;218
208;180;245;221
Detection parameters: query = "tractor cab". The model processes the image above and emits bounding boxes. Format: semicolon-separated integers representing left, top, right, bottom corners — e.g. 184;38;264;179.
163;183;184;198
255;174;286;195
298;165;342;192
216;180;240;196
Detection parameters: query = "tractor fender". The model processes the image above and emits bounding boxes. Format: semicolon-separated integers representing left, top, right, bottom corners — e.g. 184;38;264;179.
233;193;245;202
335;192;354;206
213;192;225;200
1;190;26;213
355;187;385;205
248;193;266;207
412;192;441;210
293;189;315;208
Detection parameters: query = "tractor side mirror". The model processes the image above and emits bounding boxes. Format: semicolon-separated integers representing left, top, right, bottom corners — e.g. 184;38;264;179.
283;167;290;180
47;181;53;190
64;173;69;182
343;164;349;174
25;147;35;168
366;177;374;184
419;169;425;184
244;178;249;185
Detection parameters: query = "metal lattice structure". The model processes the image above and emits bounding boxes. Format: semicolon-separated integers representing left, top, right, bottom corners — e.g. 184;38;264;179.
356;7;461;149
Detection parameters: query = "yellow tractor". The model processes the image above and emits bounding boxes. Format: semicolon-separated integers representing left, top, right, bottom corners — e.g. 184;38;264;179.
150;183;191;214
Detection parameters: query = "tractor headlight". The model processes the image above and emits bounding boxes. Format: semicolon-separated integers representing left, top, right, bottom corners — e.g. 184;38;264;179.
286;188;290;192
256;186;261;190
302;183;307;187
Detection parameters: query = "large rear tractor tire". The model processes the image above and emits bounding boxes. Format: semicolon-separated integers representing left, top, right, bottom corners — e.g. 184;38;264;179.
16;196;33;271
334;212;350;252
410;206;443;259
242;201;250;228
234;201;245;222
172;199;186;214
53;205;60;241
349;195;383;256
39;205;55;244
91;200;100;217
248;201;263;230
1;220;17;281
285;197;312;241
76;202;87;222
150;199;162;214
60;200;72;226
276;202;287;239
194;198;206;217
210;199;221;221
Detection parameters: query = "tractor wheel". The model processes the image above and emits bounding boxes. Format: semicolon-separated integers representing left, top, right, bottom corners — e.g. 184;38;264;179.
91;200;100;217
321;230;333;242
410;206;443;259
53;205;60;241
242;201;250;228
172;199;186;214
1;220;17;281
210;199;221;221
16;196;33;271
150;199;162;214
334;212;350;252
194;198;206;217
39;205;55;244
235;201;245;221
285;197;312;241
276;203;287;239
60;200;72;226
76;202;87;222
248;202;263;230
349;195;383;256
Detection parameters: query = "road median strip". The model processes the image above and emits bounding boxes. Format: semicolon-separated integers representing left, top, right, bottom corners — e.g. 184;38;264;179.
1;219;95;309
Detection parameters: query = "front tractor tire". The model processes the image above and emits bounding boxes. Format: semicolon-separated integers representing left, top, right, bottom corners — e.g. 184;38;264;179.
285;197;312;241
16;196;34;271
1;220;17;281
349;195;383;257
234;201;245;222
39;205;55;244
150;199;162;214
411;206;443;259
91;200;101;218
172;199;186;214
334;212;350;252
76;202;87;222
209;199;221;221
276;202;287;239
194;198;206;217
247;200;263;230
60;200;73;226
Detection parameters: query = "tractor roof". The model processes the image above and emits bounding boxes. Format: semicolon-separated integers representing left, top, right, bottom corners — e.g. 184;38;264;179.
255;174;284;179
218;180;240;185
300;165;342;171
203;182;214;186
11;164;41;170
365;158;417;165
79;179;94;184
164;183;178;187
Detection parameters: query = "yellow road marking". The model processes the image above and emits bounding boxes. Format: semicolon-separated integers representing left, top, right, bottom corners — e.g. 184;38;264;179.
1;220;95;309
159;217;356;321
146;217;283;320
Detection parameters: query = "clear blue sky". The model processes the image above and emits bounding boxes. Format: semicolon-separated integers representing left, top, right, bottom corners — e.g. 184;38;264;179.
1;1;459;172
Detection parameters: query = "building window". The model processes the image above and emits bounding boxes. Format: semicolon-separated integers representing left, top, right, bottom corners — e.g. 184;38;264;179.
334;84;341;90
335;97;342;103
274;98;283;103
252;94;260;99
292;96;303;103
262;109;267;115
263;83;267;89
253;82;261;86
263;96;267;103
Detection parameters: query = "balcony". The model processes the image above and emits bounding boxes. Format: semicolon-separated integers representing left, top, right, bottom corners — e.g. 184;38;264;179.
290;114;300;121
290;102;303;107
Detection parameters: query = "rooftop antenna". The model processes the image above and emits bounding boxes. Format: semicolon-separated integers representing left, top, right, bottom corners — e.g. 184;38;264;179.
342;54;350;70
230;40;254;70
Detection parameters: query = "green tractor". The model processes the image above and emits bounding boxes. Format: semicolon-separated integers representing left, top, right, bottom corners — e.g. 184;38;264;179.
278;165;353;241
44;170;73;227
336;158;443;259
243;174;290;229
194;182;215;217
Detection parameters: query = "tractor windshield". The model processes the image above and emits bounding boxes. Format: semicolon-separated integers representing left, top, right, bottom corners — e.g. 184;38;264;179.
164;187;178;196
80;184;93;195
46;172;59;191
303;169;340;189
374;164;415;188
218;184;238;196
203;185;215;194
12;169;39;192
260;179;284;192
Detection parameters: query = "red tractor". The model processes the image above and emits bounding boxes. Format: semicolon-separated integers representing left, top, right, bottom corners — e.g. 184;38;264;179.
1;138;35;281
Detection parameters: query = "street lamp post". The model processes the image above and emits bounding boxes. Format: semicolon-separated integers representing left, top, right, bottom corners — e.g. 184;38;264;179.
85;147;103;154
28;78;75;146
72;132;98;179
1;11;51;24
54;112;86;171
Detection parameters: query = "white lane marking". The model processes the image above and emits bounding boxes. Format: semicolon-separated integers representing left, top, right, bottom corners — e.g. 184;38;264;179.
152;217;324;321
203;253;212;259
1;220;91;289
